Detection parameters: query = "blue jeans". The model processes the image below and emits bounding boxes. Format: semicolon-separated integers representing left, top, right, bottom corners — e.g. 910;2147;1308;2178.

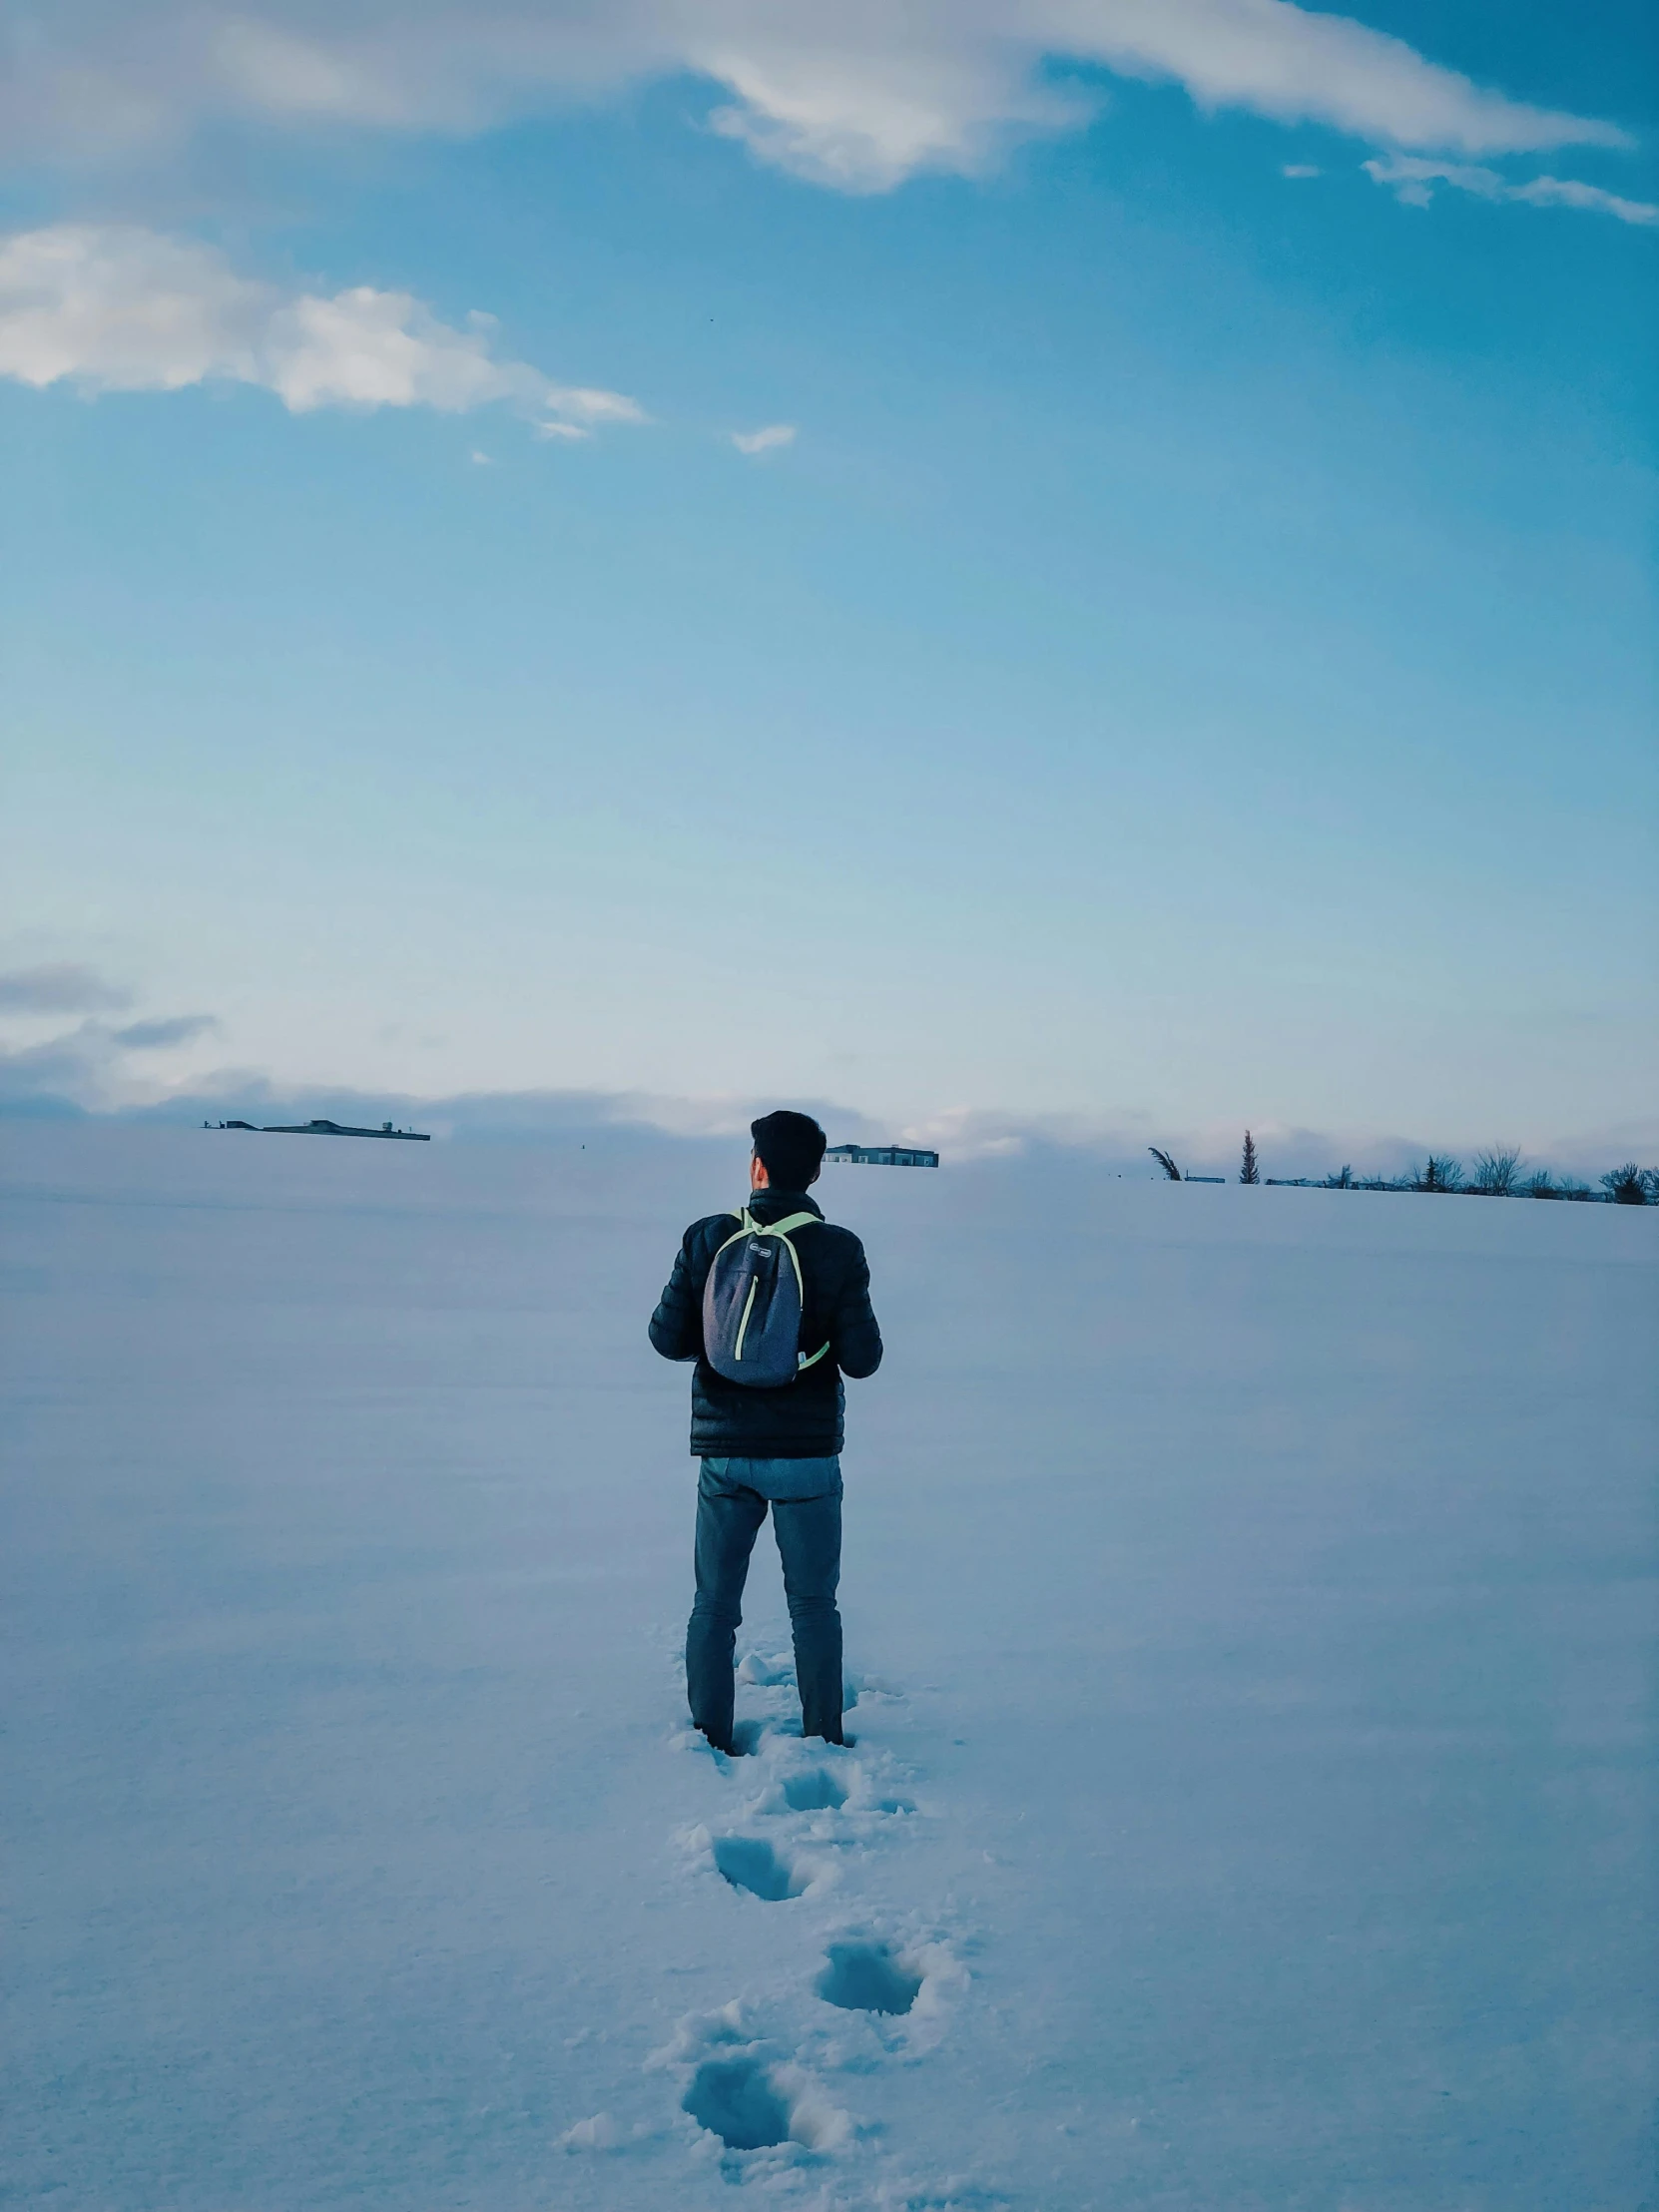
687;1456;843;1750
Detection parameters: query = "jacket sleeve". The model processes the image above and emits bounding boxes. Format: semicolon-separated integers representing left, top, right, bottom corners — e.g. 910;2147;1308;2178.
649;1231;704;1362
830;1244;883;1380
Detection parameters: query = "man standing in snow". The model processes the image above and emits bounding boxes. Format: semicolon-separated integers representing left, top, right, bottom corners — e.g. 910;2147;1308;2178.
649;1110;882;1754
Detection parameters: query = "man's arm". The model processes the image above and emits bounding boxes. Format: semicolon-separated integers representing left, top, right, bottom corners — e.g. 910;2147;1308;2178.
830;1246;883;1380
649;1232;704;1362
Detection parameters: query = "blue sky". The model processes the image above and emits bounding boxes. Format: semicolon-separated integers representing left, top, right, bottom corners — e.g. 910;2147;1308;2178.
1;0;1654;1159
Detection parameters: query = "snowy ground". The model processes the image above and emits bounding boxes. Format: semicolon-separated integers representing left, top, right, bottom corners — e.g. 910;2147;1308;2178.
2;1123;1654;2211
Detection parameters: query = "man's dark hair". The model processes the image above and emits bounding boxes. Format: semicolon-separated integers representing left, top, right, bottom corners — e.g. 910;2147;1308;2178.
751;1109;828;1190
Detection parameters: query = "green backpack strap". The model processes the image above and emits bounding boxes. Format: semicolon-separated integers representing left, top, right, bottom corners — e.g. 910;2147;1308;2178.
756;1212;819;1297
761;1214;829;1370
765;1209;820;1239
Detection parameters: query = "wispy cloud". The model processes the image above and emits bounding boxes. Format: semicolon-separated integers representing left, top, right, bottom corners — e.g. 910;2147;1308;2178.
1365;154;1659;226
0;3;1628;194
0;962;132;1013
110;1013;220;1050
0;1009;224;1112
1282;164;1321;180
731;423;797;456
0;226;646;428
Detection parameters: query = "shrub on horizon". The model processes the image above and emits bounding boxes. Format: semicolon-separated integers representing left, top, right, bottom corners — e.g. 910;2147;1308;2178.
1601;1164;1649;1206
1472;1149;1522;1196
1413;1156;1464;1193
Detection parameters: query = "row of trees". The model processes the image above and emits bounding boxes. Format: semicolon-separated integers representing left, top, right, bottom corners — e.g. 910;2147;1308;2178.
1151;1139;1659;1205
1305;1153;1658;1204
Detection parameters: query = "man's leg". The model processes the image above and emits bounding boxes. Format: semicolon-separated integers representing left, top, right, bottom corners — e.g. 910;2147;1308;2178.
771;1489;843;1745
686;1460;768;1752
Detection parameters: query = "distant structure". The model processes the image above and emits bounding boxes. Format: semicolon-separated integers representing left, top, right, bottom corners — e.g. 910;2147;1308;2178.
825;1142;938;1169
1149;1149;1224;1184
215;1118;430;1143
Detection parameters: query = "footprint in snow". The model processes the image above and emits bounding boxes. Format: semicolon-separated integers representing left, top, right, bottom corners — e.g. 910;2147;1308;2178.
662;2006;848;2156
781;1765;848;1813
712;1835;808;1901
682;2052;846;2153
683;2054;791;2148
817;1939;923;2016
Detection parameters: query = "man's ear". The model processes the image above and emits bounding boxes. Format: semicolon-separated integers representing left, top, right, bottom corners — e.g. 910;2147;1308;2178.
809;1166;821;1188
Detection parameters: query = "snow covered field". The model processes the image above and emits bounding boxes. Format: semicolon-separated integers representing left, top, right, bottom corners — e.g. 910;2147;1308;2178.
3;1123;1654;2211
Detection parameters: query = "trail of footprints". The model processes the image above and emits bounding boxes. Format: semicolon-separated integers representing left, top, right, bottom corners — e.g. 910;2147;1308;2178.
662;1652;964;2167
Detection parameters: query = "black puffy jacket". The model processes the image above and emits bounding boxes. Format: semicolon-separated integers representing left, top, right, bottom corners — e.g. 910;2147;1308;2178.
649;1188;882;1457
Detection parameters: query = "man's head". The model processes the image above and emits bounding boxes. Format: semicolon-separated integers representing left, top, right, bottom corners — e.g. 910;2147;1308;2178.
750;1109;828;1192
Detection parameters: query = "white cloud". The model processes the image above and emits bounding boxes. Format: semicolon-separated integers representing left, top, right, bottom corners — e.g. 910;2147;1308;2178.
1508;174;1659;225
1282;163;1321;179
0;2;1629;194
1364;154;1659;226
0;225;645;427
731;423;797;456
539;387;645;425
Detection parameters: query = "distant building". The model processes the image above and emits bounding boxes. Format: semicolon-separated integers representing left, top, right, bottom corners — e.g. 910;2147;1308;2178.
218;1118;430;1142
824;1143;938;1168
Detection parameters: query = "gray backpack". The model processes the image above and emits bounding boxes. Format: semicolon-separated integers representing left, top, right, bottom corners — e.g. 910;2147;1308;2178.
702;1209;831;1388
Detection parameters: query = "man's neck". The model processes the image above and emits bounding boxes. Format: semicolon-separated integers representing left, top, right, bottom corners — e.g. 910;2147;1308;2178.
749;1186;820;1214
